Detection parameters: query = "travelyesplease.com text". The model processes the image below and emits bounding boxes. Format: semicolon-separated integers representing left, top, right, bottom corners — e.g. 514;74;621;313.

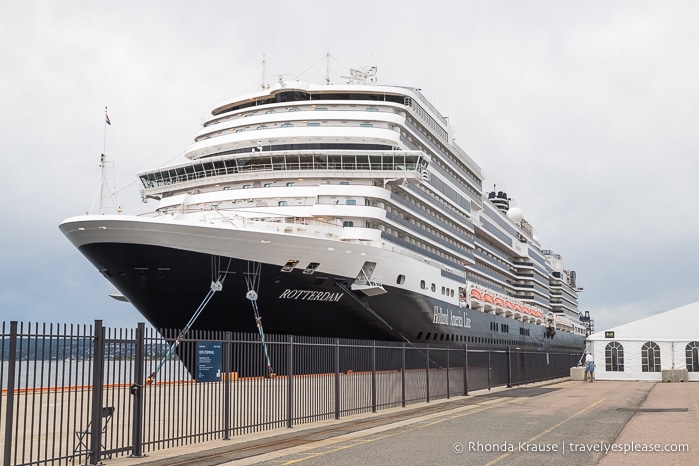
453;440;689;454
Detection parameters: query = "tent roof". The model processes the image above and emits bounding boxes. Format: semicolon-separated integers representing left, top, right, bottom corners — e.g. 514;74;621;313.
588;301;699;341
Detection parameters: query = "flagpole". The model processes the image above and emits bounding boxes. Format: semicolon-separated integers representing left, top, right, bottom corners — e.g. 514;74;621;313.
100;106;109;214
103;106;108;157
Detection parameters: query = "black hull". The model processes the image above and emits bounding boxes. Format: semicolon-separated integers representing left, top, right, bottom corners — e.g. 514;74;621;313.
81;243;586;352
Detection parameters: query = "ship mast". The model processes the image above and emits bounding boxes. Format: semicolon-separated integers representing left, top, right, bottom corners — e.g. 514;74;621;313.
97;106;118;215
260;55;270;90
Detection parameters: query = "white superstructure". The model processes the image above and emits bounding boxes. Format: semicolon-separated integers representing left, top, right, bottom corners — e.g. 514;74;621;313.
61;67;587;348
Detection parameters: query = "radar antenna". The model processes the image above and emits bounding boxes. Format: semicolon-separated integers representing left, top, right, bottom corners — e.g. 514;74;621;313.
341;66;377;85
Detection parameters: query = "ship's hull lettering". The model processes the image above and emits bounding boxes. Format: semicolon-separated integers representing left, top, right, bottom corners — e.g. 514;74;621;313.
279;289;343;302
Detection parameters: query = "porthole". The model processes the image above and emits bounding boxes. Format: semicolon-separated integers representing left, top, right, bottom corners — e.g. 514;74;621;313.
396;274;405;285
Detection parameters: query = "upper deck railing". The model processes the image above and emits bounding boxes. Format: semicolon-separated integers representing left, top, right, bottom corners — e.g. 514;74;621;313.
139;151;428;192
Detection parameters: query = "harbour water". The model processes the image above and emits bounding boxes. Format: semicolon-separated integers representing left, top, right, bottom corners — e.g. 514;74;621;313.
1;359;188;390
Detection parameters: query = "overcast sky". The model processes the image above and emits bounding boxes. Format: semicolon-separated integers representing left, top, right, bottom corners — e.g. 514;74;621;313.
1;1;698;333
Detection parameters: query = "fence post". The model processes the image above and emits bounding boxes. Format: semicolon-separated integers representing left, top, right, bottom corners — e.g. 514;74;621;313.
130;322;145;457
3;321;18;466
507;347;512;388
223;331;232;440
425;345;430;403
88;320;105;465
401;342;406;408
371;341;377;413
446;345;450;399
334;338;340;420
286;335;293;428
463;344;469;396
487;350;491;391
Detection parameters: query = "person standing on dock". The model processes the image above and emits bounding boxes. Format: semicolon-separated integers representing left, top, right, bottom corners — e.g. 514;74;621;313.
585;351;595;383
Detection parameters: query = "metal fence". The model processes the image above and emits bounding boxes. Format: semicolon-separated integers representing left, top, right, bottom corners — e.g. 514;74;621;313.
1;320;579;466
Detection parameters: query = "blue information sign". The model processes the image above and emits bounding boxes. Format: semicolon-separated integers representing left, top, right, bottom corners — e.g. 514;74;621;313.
196;341;222;382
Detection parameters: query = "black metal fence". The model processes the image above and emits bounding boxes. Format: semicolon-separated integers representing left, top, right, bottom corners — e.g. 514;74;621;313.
1;320;579;466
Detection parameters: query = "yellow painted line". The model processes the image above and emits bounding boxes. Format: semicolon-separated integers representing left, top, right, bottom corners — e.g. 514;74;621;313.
278;401;510;465
484;397;607;466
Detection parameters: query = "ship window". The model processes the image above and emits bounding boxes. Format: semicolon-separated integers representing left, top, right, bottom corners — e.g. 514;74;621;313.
265;110;276;114
264;183;272;187
359;123;373;127
278;201;288;206
281;123;294;127
431;283;436;292
315;107;328;111
243;184;252;189
416;332;423;340
307;122;321;126
343;221;354;227
396;274;405;285
440;334;444;341
223;186;232;190
425;333;430;340
303;262;320;274
288;107;301;112
287;182;295;186
433;333;438;341
365;107;379;112
340;181;350;185
281;260;299;272
441;286;445;295
345;199;356;205
420;280;426;289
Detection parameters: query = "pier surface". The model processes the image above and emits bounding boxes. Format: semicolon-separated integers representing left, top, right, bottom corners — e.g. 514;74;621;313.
102;379;698;466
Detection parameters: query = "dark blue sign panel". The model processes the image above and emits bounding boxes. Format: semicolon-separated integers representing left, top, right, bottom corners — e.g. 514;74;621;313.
196;341;222;382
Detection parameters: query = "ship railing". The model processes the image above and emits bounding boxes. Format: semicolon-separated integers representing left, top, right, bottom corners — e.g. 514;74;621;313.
401;90;482;178
139;150;427;193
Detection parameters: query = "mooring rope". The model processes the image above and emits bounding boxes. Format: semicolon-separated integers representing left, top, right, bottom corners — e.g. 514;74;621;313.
245;261;275;377
146;257;231;384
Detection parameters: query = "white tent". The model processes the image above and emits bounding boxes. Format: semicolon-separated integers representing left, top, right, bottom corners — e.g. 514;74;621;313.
587;301;699;381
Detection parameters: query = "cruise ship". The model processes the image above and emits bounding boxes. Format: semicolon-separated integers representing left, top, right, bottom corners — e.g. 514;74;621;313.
60;66;588;352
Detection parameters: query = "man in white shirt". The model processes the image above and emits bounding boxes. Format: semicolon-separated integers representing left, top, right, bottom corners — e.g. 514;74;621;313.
585;351;595;383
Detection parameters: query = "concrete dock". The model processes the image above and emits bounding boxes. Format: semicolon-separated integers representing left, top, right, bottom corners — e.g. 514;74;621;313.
103;379;698;466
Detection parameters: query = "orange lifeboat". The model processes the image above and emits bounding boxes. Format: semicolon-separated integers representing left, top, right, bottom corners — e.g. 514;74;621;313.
484;294;494;304
470;289;482;300
505;301;514;309
513;303;522;312
494;297;505;307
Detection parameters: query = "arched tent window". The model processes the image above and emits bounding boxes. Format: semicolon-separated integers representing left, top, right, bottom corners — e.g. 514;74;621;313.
686;341;699;372
641;341;661;372
605;341;624;372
